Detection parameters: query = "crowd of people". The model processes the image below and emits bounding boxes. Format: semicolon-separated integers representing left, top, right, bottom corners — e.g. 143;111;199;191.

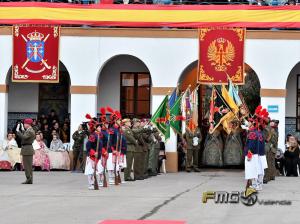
0;109;71;171
0;107;167;188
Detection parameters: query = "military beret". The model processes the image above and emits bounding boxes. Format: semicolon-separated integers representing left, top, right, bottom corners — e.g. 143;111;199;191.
24;118;33;125
132;118;141;123
122;118;131;123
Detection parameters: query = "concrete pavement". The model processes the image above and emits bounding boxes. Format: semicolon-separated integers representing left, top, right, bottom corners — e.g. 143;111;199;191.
0;170;299;224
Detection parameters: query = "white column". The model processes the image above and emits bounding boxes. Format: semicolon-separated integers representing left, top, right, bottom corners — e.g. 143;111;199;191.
70;93;97;145
0;92;8;141
261;96;285;150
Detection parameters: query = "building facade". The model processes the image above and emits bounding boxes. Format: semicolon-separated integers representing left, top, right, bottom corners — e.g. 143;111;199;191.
0;27;299;171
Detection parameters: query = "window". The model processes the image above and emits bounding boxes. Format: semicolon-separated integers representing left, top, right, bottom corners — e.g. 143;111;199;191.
120;72;151;118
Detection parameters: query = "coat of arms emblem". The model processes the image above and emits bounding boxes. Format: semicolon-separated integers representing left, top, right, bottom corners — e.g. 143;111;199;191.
207;38;235;72
22;31;51;71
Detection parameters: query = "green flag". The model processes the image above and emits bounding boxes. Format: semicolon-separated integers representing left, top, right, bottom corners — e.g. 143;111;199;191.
170;94;183;134
151;95;170;140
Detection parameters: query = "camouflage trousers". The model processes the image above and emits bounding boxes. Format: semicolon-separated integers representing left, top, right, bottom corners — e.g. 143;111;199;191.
264;150;276;181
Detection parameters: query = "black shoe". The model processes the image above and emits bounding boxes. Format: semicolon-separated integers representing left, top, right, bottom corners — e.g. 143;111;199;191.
148;172;157;176
125;178;135;181
22;180;32;184
186;169;191;173
135;177;144;180
263;180;268;184
194;168;201;172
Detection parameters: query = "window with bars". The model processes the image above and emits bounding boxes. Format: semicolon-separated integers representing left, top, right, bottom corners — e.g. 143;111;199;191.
120;72;151;118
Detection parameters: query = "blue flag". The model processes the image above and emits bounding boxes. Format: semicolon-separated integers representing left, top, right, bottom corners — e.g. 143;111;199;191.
168;88;178;108
228;79;242;106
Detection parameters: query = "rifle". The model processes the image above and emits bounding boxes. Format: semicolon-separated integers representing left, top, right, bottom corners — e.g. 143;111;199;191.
114;133;120;185
117;134;122;184
93;133;100;190
102;133;109;188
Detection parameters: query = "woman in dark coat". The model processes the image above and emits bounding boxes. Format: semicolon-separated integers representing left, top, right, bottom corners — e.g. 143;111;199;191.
284;136;299;177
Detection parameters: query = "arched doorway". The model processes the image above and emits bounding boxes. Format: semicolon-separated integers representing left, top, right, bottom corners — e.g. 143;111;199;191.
285;62;300;137
178;61;261;119
6;61;71;132
97;55;151;118
177;61;261;169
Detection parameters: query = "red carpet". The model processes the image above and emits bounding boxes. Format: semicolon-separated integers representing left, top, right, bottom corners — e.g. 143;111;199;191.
100;220;185;224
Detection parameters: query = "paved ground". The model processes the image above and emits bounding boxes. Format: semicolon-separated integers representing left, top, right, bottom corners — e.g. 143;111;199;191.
0;170;299;224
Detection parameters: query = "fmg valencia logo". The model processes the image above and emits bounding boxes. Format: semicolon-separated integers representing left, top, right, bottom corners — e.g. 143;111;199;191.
202;189;292;206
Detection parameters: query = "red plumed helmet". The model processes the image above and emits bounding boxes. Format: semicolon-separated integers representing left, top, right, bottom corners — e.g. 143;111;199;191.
106;106;114;114
100;107;106;115
255;105;262;115
85;113;92;120
115;110;122;120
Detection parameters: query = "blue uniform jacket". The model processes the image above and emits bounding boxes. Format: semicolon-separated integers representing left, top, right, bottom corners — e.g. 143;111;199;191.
244;129;259;156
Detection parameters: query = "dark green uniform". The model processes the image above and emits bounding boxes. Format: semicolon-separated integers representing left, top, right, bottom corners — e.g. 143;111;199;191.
264;126;277;182
17;127;35;184
123;127;137;181
148;128;160;175
132;127;147;180
184;127;202;172
142;128;155;177
72;130;86;171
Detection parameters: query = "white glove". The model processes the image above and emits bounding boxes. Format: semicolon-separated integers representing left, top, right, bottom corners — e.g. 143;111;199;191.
20;123;25;131
241;124;249;130
16;124;20;132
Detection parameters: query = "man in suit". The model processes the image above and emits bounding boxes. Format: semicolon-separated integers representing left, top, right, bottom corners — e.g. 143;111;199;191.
17;118;35;184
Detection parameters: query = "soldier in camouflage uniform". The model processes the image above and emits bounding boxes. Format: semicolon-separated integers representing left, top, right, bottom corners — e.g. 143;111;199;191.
132;118;147;180
148;126;160;176
72;124;87;172
184;126;202;172
123;118;137;181
264;120;277;183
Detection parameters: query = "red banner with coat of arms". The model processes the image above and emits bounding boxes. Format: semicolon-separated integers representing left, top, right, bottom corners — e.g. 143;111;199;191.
198;28;245;85
12;25;60;83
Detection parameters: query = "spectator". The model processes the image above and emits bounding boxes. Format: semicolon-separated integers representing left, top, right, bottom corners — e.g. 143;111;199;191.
32;119;39;133
32;132;50;171
48;134;70;170
2;131;21;170
60;122;70;143
52;122;61;137
42;123;52;147
48;109;59;125
284;135;299;177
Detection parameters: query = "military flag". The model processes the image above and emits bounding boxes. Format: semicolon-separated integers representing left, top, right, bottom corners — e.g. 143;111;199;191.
180;86;191;135
151;95;170;140
228;78;242;107
188;85;199;132
221;84;239;114
170;94;184;134
168;87;178;109
209;86;235;134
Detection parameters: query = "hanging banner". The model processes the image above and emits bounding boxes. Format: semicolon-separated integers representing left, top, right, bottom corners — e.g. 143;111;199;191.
198;28;245;85
2;3;300;28
12;25;60;83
